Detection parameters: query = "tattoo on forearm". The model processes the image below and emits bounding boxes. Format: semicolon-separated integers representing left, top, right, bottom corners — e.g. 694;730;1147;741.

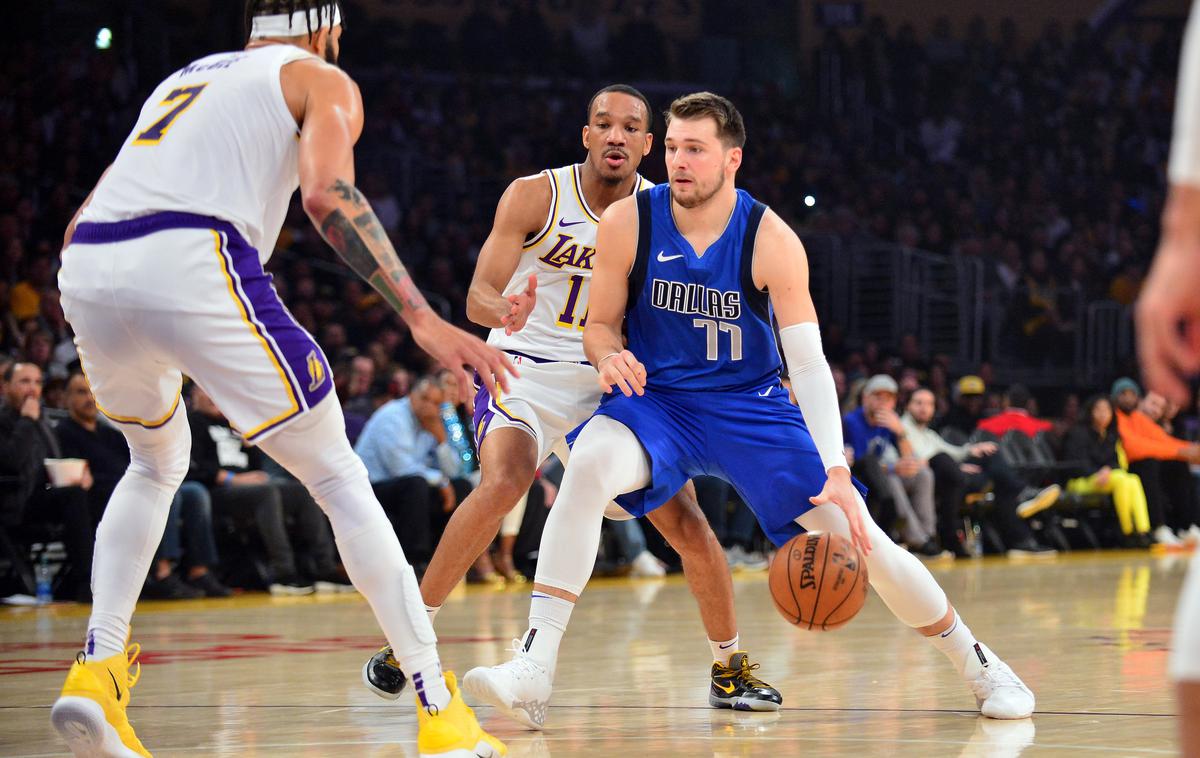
318;180;429;317
329;178;364;207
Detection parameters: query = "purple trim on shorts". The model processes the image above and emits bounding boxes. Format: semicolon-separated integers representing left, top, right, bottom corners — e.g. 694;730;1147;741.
471;372;535;446
472;376;496;445
71;211;235;244
216;230;333;434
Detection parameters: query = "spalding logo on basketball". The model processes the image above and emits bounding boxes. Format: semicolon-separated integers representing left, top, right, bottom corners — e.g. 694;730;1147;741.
769;531;868;630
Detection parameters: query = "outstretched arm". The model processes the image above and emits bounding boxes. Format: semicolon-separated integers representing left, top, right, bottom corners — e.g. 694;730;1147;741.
287;59;515;398
753;210;870;554
585;195;645;396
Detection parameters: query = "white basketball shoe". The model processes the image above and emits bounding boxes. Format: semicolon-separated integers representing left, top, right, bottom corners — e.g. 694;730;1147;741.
462;640;554;730
964;642;1035;719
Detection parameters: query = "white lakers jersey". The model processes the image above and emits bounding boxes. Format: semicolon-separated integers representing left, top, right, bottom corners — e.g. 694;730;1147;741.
488;164;651;362
81;44;315;260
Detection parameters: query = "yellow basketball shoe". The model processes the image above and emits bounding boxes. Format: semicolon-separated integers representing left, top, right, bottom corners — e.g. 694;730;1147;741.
417;671;506;758
50;644;151;757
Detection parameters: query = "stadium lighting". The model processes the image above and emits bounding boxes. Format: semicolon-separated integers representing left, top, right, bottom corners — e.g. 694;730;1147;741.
95;28;112;50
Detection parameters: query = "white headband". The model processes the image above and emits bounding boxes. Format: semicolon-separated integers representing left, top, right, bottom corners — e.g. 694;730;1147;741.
250;6;342;39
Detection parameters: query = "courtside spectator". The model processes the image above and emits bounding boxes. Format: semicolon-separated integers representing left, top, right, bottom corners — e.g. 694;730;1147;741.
1063;395;1153;546
844;375;945;557
1112;378;1200;546
937;375;987;434
187;386;341;595
0;362;94;600
146;481;231;599
904;388;1057;557
55;371;127;522
355;376;474;570
976;384;1054;438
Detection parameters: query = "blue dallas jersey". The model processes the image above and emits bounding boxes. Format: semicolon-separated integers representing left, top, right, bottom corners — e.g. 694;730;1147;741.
589;183;869;546
626;184;781;392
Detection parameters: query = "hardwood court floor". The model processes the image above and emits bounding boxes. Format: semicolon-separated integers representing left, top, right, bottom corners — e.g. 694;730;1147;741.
0;551;1187;756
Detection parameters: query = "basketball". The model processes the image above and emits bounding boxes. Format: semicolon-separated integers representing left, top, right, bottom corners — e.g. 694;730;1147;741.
769;532;869;631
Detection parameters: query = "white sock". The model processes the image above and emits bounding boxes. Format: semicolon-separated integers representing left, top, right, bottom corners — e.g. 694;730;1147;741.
426;604;441;622
411;662;452;713
525;592;574;672
710;635;739;666
86;612;130;661
926;611;978;677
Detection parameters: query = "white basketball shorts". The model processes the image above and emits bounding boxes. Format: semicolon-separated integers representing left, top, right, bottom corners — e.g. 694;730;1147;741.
470;352;602;464
58;211;332;444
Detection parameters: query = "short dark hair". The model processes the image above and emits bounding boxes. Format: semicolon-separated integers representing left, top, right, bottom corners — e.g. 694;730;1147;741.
244;0;344;42
586;84;653;130
1006;384;1032;410
3;361;37;383
665;91;746;148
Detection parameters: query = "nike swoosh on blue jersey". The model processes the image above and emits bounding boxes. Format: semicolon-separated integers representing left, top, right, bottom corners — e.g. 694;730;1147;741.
758;387;772;397
657;251;684;262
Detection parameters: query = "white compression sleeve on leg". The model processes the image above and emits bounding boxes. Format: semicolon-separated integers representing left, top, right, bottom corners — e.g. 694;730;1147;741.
797;490;948;628
532;415;652;596
258;398;445;697
87;409;191;660
779;322;849;473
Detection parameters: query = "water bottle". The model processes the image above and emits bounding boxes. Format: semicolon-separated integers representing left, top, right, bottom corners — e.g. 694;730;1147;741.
440;402;475;477
35;554;53;604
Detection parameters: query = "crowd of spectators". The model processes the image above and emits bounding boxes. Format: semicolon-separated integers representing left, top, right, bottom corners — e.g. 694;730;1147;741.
0;8;1196;600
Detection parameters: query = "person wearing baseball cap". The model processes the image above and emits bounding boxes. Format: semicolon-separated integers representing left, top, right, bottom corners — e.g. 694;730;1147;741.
940;375;987;434
843;374;948;558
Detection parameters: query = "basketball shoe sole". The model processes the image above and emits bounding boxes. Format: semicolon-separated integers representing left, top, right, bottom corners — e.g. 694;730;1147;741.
52;697;147;758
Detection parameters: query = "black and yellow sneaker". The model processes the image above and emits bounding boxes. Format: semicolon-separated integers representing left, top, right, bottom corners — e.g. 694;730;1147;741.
709;652;782;712
362;645;407;700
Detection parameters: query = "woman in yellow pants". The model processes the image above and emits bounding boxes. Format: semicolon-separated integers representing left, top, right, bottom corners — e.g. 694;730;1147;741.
1063;395;1152;541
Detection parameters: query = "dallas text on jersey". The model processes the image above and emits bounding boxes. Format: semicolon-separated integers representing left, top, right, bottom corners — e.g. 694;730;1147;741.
651;278;741;320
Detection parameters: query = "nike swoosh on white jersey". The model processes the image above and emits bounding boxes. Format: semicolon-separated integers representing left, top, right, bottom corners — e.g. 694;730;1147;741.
657;251;684;262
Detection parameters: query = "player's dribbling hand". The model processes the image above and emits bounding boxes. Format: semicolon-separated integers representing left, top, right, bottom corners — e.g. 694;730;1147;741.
501;274;538;336
809;467;872;557
410;312;517;402
597;349;646;397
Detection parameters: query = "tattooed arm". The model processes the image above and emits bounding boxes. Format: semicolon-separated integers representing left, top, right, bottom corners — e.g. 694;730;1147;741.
315;178;429;318
285;57;515;397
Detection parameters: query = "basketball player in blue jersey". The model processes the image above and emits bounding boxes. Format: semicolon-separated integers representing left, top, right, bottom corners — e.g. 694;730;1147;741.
466;92;1037;726
362;85;783;722
47;2;509;756
1136;3;1200;753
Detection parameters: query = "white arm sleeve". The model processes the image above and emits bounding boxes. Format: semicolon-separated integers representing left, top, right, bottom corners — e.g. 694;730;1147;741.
1170;1;1200;186
779;322;849;474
